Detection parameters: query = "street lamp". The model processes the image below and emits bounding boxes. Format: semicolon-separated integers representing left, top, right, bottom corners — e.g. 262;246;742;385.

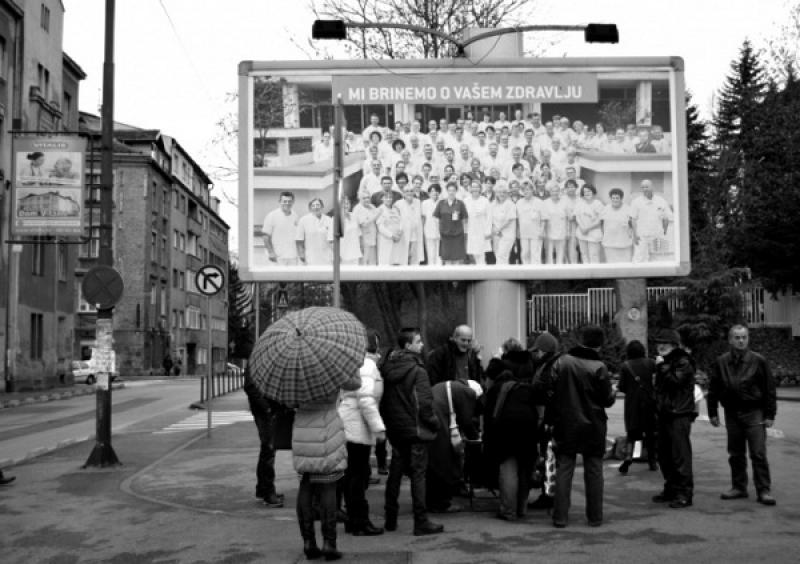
311;20;619;54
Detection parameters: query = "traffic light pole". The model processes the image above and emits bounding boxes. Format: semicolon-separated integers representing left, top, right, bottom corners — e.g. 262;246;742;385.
84;0;120;468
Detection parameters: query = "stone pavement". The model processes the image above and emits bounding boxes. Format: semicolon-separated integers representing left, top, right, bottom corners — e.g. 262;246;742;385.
2;390;799;563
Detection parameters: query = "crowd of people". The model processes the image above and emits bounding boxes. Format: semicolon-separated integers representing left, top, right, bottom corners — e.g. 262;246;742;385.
245;320;778;560
266;112;675;267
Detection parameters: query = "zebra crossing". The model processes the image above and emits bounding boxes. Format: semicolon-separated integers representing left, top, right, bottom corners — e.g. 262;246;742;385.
154;410;253;434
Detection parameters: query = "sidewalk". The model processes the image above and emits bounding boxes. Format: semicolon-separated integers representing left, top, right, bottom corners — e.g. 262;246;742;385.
3;390;799;563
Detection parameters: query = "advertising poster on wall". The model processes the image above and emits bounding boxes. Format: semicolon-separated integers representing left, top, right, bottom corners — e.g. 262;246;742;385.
11;133;86;237
238;57;689;281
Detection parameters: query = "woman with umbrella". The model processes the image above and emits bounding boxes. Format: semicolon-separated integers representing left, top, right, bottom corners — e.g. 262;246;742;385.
249;307;368;561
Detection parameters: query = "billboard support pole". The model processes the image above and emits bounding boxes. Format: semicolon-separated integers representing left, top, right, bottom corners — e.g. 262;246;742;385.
332;95;343;308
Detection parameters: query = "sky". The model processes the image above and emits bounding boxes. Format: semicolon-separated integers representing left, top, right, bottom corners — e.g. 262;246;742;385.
61;0;793;250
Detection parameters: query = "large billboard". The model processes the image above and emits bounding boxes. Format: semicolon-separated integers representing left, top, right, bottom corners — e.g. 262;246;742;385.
238;57;689;281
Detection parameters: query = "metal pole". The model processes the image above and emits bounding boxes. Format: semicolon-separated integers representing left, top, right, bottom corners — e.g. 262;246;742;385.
332;95;343;308
206;294;212;437
84;0;119;468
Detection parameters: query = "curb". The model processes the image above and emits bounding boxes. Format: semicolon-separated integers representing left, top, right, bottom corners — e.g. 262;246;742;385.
0;433;94;469
0;383;126;410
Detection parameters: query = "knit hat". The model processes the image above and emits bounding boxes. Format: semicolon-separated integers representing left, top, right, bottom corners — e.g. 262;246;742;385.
531;332;558;354
653;328;681;345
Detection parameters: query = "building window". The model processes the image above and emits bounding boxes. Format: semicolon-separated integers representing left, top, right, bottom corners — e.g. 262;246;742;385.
187;232;198;257
32;239;45;276
151;231;158;262
0;37;6;80
161;285;167;316
57;244;68;281
37;63;50;98
40;4;50;32
179;233;185;252
161;235;167;261
179;270;185;290
62;91;72;124
83;227;100;258
31;313;44;359
172;269;179;288
163;188;170;215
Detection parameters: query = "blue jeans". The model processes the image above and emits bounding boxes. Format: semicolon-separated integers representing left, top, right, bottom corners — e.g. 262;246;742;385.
725;408;771;494
248;395;277;498
498;457;531;519
384;441;429;524
553;452;604;526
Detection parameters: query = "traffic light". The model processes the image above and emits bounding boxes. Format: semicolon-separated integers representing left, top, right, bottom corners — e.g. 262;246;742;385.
584;24;619;44
312;20;347;40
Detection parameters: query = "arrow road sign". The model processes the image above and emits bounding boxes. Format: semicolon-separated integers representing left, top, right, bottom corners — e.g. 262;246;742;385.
195;265;225;296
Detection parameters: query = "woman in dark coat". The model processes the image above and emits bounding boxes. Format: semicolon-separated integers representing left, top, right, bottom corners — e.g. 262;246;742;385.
617;340;658;473
483;355;541;521
433;182;468;264
426;378;480;512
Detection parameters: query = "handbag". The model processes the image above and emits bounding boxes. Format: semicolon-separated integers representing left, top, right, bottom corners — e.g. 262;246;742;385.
446;381;464;455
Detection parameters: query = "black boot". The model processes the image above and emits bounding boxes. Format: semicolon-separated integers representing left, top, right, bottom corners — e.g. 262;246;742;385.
303;540;322;560
384;511;397;532
352;520;384;536
619;459;632;474
321;539;342;561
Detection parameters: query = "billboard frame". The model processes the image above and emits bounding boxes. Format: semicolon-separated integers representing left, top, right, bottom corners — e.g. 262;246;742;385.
238;56;689;282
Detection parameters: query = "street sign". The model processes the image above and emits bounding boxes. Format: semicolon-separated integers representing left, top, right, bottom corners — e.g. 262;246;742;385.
276;289;289;309
195;265;225;296
82;265;124;310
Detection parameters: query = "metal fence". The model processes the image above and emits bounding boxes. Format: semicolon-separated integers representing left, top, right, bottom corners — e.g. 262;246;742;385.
528;285;784;334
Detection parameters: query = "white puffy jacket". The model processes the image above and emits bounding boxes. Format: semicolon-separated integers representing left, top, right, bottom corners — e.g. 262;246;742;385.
338;355;386;445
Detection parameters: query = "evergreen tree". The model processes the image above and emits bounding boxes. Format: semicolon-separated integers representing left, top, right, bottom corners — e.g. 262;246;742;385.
685;91;721;272
228;262;255;360
711;40;767;238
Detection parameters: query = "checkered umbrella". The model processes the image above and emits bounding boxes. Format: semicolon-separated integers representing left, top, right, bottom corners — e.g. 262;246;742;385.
249;307;366;407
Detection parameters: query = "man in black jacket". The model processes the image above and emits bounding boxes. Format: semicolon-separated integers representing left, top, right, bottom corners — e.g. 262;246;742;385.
542;325;615;528
652;329;696;509
244;371;285;508
708;324;777;506
380;328;443;536
426;325;483;386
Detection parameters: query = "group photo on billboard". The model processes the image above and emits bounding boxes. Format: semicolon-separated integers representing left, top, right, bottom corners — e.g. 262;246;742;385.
238;58;688;281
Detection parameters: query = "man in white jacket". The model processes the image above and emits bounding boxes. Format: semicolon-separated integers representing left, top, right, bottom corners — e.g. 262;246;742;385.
338;329;387;536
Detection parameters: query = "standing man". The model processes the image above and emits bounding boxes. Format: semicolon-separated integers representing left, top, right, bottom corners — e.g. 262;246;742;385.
380;328;443;536
630;179;673;263
544;325;615;528
708;325;777;506
652;329;696;509
262;191;300;265
426;325;483;387
243;370;285;508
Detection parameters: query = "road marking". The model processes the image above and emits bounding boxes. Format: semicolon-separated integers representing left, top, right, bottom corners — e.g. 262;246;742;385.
154;410;253;434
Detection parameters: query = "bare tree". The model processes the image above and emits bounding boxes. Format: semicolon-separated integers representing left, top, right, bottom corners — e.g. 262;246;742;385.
763;1;800;86
312;0;538;59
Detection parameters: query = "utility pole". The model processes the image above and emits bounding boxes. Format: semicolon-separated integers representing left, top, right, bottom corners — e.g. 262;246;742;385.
84;0;119;467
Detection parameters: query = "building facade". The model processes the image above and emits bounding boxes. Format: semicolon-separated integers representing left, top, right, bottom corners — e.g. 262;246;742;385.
77;113;230;378
1;0;85;391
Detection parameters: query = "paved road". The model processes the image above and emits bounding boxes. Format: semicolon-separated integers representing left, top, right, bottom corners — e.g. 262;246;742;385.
0;380;200;467
1;389;798;563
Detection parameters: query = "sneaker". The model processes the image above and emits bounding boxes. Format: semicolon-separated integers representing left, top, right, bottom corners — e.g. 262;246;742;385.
669;496;692;509
413;520;444;536
720;489;748;500
757;493;777;506
262;493;284;508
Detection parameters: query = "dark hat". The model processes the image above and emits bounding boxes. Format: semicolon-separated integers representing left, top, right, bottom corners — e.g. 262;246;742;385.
653;329;681;345
531;332;558;354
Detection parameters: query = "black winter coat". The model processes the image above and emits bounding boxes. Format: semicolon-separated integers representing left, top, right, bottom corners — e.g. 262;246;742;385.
483;369;541;465
485;349;536;384
426;341;483;386
707;349;776;420
547;346;615;457
380;349;439;443
618;358;657;438
654;347;696;418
